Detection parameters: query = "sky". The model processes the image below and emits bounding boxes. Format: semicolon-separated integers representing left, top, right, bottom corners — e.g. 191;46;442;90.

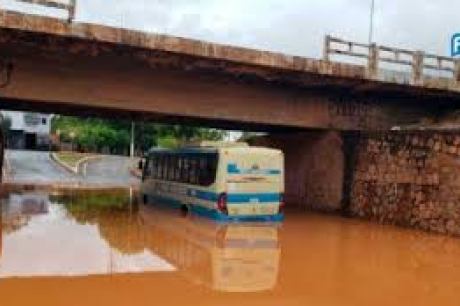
0;0;458;59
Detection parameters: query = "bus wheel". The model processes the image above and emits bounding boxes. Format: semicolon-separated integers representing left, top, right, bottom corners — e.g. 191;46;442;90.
180;205;189;216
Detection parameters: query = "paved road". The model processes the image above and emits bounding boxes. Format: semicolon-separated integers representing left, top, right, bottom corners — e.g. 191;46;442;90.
5;150;76;184
5;150;139;187
82;155;139;186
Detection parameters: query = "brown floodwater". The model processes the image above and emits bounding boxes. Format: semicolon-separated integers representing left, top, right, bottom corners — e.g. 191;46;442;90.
1;186;460;306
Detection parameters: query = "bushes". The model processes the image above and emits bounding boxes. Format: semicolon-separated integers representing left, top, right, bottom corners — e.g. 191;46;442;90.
51;116;227;155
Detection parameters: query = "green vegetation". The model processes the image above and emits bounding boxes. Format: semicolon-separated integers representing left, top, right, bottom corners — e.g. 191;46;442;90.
50;189;143;254
51;190;132;220
52;116;227;155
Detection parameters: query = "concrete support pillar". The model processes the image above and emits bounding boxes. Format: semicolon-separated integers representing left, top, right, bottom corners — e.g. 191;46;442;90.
323;35;331;62
455;59;460;86
367;43;379;79
340;132;360;215
68;0;76;23
130;121;135;158
412;51;425;85
0;59;13;89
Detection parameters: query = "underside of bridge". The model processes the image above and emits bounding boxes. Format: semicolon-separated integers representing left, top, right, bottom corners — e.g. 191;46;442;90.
0;43;440;132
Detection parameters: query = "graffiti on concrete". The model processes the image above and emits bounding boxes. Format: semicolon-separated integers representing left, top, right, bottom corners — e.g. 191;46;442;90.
328;97;374;117
327;96;388;129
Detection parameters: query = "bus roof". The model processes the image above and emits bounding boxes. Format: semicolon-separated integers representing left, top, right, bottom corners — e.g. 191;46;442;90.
147;147;218;155
147;145;282;156
185;141;249;148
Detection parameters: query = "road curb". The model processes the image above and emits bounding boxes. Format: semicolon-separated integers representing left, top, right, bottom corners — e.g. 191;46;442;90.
50;152;101;175
77;155;104;175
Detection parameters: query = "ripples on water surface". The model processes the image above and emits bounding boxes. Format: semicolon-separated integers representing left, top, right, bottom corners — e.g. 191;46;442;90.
1;185;460;306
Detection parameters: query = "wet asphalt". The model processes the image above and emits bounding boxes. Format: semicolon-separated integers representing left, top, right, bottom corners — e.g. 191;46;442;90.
5;150;139;187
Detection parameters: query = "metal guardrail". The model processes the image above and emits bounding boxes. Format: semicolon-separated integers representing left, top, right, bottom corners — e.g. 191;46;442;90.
8;0;76;22
324;35;460;86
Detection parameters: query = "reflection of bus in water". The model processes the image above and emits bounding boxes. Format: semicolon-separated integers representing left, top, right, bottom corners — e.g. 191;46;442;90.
139;205;281;292
140;142;284;222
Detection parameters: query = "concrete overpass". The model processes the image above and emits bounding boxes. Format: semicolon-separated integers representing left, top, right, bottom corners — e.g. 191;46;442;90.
0;9;459;131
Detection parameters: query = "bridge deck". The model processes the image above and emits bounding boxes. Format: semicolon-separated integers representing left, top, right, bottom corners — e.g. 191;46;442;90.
0;9;458;100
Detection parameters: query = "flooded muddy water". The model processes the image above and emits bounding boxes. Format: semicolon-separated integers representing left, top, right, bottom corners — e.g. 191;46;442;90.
1;186;460;306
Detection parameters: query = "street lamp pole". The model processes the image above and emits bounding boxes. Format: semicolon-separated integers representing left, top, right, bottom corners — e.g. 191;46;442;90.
130;121;135;158
369;0;375;44
69;131;76;152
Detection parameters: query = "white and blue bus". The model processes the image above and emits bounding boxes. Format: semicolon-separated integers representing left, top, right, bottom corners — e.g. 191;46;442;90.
140;142;284;222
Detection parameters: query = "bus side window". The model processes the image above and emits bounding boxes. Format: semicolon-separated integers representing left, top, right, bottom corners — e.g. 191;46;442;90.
157;155;164;180
168;155;176;181
198;157;207;185
210;155;218;182
147;158;153;178
150;156;157;179
189;156;198;185
143;159;150;179
202;154;217;186
153;155;158;179
162;155;169;180
182;157;190;184
175;157;182;182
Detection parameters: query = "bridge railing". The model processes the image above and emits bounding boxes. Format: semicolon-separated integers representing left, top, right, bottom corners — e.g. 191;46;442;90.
5;0;76;22
324;35;460;87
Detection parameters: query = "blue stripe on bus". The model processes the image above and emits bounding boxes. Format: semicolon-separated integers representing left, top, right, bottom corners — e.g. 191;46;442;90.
187;189;219;201
227;163;281;175
188;189;280;204
144;194;284;222
227;193;280;203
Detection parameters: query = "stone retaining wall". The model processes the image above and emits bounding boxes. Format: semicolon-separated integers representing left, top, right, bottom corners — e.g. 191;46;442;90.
351;132;460;236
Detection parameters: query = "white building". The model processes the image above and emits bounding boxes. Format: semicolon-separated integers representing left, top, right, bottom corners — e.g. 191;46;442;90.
2;111;53;150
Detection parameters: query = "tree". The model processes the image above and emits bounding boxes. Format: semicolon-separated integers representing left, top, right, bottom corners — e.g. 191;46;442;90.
51;116;228;155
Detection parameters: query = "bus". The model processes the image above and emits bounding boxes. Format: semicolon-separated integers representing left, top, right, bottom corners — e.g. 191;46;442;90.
140;142;284;222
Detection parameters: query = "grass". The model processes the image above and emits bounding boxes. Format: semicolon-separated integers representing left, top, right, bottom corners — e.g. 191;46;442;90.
55;151;94;169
